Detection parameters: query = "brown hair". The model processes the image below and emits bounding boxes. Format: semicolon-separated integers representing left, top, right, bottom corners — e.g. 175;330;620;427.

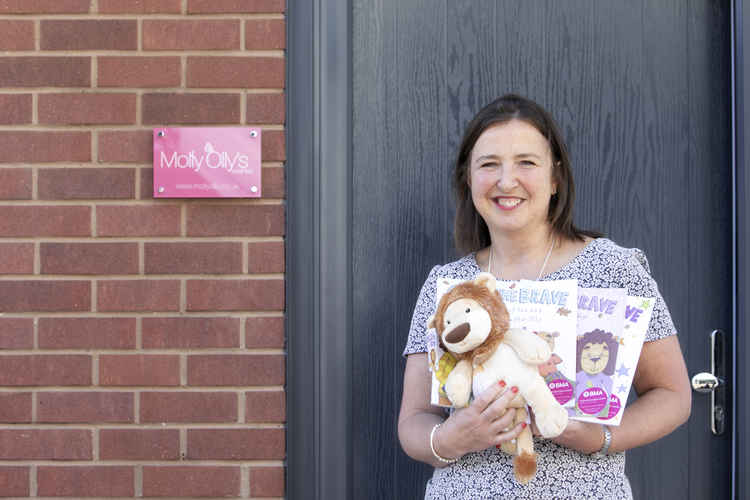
429;279;509;365
453;94;601;254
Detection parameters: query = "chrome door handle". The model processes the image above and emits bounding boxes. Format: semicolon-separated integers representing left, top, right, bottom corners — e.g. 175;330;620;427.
691;330;728;435
691;372;723;393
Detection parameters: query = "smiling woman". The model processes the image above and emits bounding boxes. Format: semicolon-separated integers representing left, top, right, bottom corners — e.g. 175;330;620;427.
397;94;692;499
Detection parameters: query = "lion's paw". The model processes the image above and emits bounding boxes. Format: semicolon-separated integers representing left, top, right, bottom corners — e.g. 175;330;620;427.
535;405;568;438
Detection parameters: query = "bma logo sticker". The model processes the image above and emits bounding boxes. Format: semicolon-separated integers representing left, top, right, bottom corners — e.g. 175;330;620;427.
153;127;262;198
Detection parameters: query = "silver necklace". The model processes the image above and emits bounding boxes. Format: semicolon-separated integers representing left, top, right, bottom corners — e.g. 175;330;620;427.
488;238;556;281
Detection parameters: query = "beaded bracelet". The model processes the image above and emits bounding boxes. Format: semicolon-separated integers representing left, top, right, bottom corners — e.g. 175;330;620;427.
430;423;458;464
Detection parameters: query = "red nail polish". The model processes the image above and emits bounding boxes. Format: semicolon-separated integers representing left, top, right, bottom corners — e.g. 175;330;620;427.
496;444;500;449
521;422;527;429
511;386;519;394
499;380;506;388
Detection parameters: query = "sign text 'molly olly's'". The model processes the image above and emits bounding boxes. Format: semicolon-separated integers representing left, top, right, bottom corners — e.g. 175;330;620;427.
159;141;251;173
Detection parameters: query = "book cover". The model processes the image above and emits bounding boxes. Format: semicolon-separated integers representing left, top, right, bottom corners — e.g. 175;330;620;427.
569;287;627;419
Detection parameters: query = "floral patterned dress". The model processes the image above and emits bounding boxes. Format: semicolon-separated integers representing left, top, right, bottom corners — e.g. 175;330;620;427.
402;238;677;499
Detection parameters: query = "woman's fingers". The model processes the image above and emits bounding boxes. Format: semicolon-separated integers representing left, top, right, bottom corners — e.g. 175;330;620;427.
494;421;525;445
489;407;517;433
471;380;507;414
481;384;518;420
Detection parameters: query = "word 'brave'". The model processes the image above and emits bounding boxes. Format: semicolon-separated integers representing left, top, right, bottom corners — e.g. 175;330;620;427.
500;288;569;306
578;295;617;314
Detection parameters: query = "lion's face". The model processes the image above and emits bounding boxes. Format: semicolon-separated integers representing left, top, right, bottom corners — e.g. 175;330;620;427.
580;341;609;375
440;297;492;354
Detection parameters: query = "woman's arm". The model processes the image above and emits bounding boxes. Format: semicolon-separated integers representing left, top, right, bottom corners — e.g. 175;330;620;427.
398;353;524;467
549;335;691;454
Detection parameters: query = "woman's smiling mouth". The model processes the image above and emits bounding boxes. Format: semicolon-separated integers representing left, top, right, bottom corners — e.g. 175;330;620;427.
494;197;523;210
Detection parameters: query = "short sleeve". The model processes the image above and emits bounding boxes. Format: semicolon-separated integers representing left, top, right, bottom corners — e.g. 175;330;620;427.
621;248;678;342
402;265;441;356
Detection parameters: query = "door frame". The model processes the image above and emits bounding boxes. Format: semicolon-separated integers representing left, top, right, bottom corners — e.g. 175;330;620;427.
733;1;750;499
286;1;749;498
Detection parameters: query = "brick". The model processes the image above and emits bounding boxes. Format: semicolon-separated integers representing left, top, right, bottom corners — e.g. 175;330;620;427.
0;318;33;349
100;429;179;460
0;467;29;496
142;317;239;349
0;243;33;274
41;20;137;50
248;241;284;273
188;354;284;386
39;94;136;125
0;21;33;51
0;57;89;87
186;204;283;237
0;355;91;386
100;354;180;386
245;317;283;348
249;466;284;497
41;242;138;275
246;19;285;50
0;169;32;199
38;317;136;349
142;93;240;125
188;0;285;13
263;129;286;161
0;393;32;423
188;429;284;459
98;57;181;88
97;205;181;237
0;132;91;163
0;95;31;125
143;20;240;51
246;390;284;422
140;392;237;423
262;167;285;198
247;93;285;124
0;281;90;312
37;466;133;497
187;57;284;88
0;206;91;237
98;280;180;312
143;466;239;497
145;242;242;274
140;168;155;198
187;279;284;311
0;429;91;460
37;392;134;423
0;0;89;13
99;0;181;14
0;206;90;237
99;130;153;163
38;168;135;200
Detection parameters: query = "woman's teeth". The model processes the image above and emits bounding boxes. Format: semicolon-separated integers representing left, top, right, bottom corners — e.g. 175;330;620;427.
496;198;522;208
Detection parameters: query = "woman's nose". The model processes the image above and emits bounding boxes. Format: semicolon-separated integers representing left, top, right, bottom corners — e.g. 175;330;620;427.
496;165;518;191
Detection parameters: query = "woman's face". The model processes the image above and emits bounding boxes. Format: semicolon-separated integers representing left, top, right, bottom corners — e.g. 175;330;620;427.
468;120;557;237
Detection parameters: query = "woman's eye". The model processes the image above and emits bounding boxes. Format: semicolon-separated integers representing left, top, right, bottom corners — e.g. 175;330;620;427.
519;160;537;168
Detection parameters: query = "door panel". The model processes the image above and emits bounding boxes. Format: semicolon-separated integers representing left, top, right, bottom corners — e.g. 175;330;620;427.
352;1;731;498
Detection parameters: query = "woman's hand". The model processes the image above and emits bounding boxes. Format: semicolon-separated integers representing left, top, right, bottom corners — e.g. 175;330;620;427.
434;381;526;460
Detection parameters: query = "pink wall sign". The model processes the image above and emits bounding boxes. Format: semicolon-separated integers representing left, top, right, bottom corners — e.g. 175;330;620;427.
153;127;262;198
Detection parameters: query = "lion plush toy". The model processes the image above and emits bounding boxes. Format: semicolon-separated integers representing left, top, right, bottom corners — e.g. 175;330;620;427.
427;273;568;484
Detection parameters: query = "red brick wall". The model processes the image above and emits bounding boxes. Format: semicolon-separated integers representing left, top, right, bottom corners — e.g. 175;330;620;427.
0;0;286;497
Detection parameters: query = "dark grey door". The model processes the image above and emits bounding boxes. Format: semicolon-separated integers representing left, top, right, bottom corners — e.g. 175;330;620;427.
352;1;732;498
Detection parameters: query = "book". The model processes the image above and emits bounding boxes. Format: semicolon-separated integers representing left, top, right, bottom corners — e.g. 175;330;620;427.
569;295;654;425
427;277;579;408
568;287;627;419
